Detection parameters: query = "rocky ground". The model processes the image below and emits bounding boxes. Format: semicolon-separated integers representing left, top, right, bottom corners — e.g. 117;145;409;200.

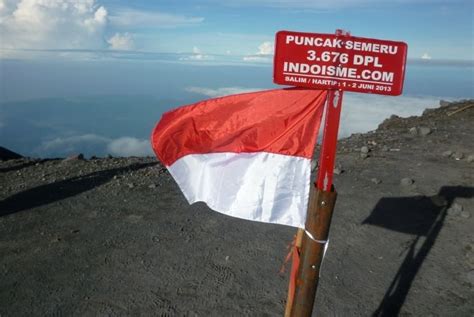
0;100;473;316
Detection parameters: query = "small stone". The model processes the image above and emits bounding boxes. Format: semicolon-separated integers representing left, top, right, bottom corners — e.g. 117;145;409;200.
113;175;118;180
360;152;369;159
418;127;432;136
442;150;453;158
466;270;474;286
422;108;436;115
447;203;463;216
186;310;199;317
460;210;471;219
439;100;451;107
127;183;135;189
360;146;369;153
453;152;464;160
400;178;414;186
333;164;343;175
382;145;389;152
467;154;474;163
63;153;84;162
148;184;157;189
371;178;381;184
430;195;447;207
409;127;418;135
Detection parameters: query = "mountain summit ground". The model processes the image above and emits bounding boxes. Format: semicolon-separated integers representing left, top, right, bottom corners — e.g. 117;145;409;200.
1;100;473;316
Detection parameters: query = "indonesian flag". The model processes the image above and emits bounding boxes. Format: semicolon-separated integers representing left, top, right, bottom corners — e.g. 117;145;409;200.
151;88;327;228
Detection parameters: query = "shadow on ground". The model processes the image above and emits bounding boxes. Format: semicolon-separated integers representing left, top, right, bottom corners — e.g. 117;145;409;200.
0;162;157;217
363;186;474;316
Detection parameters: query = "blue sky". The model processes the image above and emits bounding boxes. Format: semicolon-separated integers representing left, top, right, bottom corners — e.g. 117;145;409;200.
0;0;473;61
0;0;473;157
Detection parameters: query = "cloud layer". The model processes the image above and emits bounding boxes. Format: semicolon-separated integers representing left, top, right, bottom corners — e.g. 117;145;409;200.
338;94;442;137
179;46;214;61
19;93;450;158
185;86;265;97
0;0;107;52
243;41;273;62
107;137;153;157
0;0;204;56
37;134;153;157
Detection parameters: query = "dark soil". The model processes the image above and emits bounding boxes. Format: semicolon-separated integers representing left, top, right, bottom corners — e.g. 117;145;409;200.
1;100;473;316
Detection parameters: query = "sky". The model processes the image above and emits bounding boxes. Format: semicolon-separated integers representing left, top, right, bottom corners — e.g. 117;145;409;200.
0;0;473;157
0;0;473;61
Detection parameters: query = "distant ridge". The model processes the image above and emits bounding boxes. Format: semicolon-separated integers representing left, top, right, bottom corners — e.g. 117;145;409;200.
0;146;23;161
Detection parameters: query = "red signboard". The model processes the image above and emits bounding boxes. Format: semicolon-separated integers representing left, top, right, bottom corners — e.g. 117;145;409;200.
273;30;408;95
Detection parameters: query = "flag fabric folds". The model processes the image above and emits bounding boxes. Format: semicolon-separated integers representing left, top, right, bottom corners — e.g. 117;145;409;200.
151;88;327;228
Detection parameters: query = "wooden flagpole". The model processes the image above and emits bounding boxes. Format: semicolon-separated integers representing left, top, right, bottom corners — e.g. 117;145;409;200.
285;29;349;316
284;88;344;316
290;89;343;316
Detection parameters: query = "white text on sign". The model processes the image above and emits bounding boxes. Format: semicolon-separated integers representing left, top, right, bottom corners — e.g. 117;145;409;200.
273;31;408;95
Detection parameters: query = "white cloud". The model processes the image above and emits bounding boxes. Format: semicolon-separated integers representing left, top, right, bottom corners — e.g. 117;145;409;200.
107;32;134;50
243;41;273;62
421;52;432;60
257;41;274;55
185;86;265;98
242;55;272;62
38;134;111;153
0;1;204;58
107;137;153;157
179;46;214;61
0;0;108;55
37;134;153;157
83;5;107;32
338;94;442;138
109;8;204;28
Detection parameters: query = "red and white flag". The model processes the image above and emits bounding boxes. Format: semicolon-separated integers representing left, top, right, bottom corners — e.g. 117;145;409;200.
151;88;327;228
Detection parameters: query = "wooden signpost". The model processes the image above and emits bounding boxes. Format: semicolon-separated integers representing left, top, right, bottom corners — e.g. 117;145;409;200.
273;29;408;316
